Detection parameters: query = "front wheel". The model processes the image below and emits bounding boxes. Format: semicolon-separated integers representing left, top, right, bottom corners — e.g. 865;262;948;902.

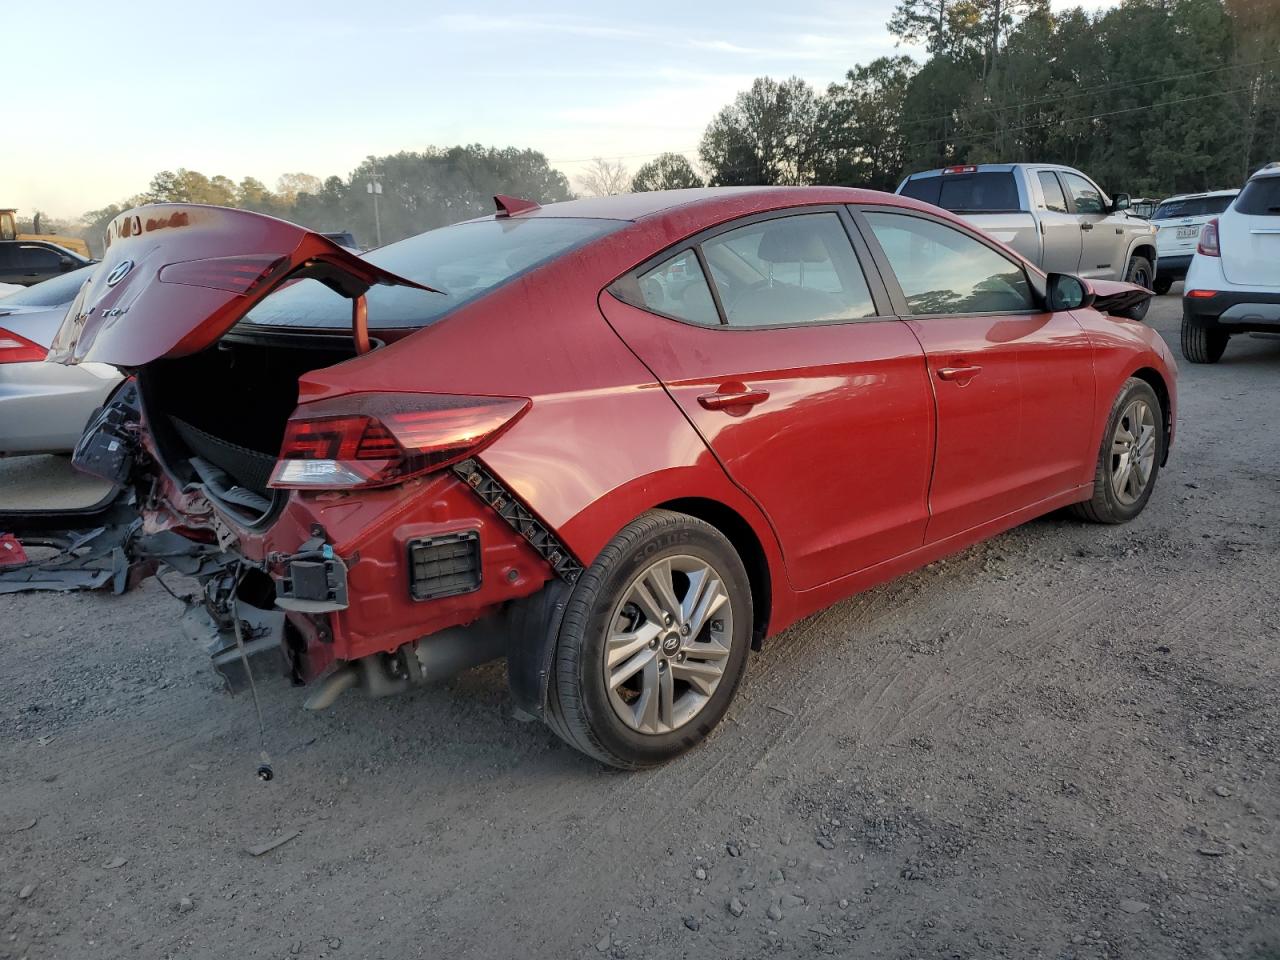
1181;315;1229;364
1119;256;1154;320
545;510;752;769
1071;377;1163;524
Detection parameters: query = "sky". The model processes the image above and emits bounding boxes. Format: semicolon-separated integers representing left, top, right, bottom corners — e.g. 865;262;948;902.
4;0;1117;220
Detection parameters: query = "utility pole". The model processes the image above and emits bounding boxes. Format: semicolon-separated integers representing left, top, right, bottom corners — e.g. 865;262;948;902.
366;176;383;247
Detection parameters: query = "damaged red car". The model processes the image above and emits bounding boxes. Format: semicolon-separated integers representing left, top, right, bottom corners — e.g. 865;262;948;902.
52;188;1176;768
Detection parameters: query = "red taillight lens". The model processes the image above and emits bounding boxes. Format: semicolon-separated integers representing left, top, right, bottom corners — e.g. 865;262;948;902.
1197;218;1221;257
0;327;47;364
1185;289;1218;299
269;393;530;490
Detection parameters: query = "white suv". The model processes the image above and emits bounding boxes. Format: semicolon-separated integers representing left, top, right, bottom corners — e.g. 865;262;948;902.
1181;163;1280;363
1150;189;1239;295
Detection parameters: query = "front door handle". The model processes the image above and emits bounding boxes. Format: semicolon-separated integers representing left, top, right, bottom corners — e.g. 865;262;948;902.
698;387;770;410
937;365;983;382
1081;222;1094;231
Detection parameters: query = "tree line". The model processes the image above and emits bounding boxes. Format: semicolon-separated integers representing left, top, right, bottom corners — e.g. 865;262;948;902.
28;0;1277;254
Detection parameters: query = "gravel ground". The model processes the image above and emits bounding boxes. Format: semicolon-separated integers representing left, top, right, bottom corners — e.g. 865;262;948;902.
2;292;1277;960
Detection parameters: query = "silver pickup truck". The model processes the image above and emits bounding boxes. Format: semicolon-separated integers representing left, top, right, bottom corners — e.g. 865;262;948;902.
896;163;1158;297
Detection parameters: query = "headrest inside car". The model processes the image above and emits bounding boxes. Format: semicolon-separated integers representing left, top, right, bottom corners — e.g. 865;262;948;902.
756;222;829;264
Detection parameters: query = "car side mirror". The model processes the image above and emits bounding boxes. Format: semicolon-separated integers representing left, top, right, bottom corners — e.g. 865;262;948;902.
1047;273;1095;312
1111;193;1131;212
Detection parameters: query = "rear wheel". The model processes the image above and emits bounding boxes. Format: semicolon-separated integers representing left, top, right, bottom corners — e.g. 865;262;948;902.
1181;315;1229;364
1152;276;1173;296
545;510;752;769
1071;377;1163;524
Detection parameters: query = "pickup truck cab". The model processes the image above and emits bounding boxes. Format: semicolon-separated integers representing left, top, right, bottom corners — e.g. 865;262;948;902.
897;164;1158;318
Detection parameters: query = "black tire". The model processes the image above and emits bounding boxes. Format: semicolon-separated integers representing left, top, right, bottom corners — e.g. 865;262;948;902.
545;510;752;769
1071;377;1163;524
1181;314;1228;364
1152;276;1173;296
1119;256;1154;320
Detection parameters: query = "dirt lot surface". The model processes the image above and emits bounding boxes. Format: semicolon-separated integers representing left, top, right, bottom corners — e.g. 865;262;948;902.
2;293;1277;960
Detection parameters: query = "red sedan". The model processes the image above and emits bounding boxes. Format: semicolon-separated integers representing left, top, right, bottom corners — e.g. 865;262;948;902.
53;188;1176;768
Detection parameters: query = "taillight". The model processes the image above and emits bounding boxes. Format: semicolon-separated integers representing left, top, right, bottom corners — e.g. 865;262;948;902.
269;393;530;490
0;327;47;364
1197;218;1221;257
1185;289;1218;299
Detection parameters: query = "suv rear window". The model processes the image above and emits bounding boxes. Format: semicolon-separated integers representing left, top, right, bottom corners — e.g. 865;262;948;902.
244;217;624;329
900;172;1022;213
1234;177;1280;216
1152;195;1237;220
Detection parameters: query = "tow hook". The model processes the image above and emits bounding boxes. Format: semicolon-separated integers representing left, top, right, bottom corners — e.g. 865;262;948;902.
270;530;349;613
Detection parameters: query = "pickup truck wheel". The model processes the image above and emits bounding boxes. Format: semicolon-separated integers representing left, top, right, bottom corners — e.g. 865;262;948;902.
1071;377;1162;524
1119;256;1154;320
545;510;752;769
1152;277;1173;296
1181;315;1229;364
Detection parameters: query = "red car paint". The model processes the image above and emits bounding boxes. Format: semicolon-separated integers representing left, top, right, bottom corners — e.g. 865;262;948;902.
55;189;1177;691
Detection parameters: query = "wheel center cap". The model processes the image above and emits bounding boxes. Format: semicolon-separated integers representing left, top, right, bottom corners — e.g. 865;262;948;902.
661;633;682;655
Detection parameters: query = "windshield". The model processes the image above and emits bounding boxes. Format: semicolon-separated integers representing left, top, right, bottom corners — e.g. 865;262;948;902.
1152;195;1236;220
0;264;96;307
245;217;624;330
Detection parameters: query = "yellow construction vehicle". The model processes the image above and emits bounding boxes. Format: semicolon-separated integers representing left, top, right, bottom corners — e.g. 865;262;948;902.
1;208;92;259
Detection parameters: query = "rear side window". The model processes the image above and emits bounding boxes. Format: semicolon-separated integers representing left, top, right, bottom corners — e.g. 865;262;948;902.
1038;172;1068;213
630;250;720;326
1152;195;1237;219
864;212;1034;315
0;264;94;306
701;213;877;327
245;217;624;330
1061;172;1105;215
1234;177;1280;216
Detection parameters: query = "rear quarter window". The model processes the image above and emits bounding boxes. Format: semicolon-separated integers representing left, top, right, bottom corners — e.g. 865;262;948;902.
1234;178;1280;216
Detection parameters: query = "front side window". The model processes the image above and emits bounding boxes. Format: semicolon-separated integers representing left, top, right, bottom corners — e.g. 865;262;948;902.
1061;172;1105;215
18;246;61;270
700;213;876;327
864;212;1034;315
628;249;720;326
1038;172;1068;213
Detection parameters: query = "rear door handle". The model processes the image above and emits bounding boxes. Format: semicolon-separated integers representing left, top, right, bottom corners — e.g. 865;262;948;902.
698;387;770;410
937;365;983;382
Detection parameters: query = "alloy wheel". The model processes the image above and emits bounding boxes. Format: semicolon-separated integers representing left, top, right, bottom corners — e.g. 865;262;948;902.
603;555;734;735
1110;398;1157;505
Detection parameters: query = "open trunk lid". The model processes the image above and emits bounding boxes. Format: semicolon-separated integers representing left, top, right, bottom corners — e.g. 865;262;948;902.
50;203;435;368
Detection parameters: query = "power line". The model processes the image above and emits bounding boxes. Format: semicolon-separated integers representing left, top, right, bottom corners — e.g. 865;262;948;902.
895;53;1280;129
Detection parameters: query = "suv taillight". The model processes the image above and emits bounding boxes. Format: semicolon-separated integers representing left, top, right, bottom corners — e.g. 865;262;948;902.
269;393;530;490
1197;218;1221;257
0;328;47;364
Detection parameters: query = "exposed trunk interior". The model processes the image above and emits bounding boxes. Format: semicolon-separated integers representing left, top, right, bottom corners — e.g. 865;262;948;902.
138;328;359;525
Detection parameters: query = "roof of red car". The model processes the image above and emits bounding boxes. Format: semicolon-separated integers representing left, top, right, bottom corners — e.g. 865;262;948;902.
506;186;916;222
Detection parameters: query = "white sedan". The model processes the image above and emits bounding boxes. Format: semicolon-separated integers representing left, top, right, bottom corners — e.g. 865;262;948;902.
0;267;123;455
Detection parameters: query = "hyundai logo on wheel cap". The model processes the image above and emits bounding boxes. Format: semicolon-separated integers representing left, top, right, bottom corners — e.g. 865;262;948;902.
105;259;134;287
